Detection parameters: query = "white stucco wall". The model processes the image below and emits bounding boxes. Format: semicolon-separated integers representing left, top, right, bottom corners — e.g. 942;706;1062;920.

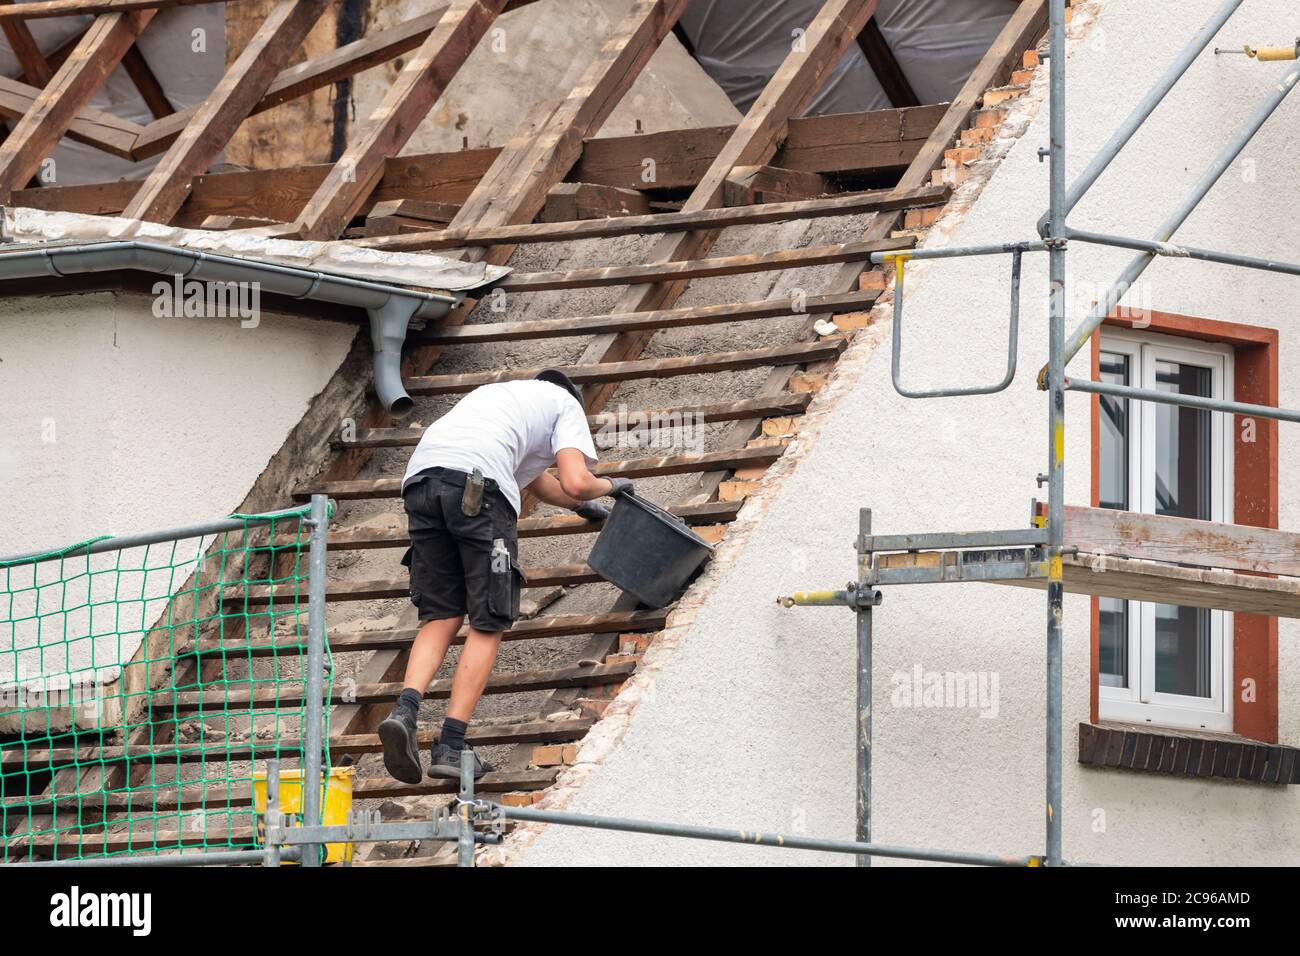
514;0;1300;866
0;292;355;686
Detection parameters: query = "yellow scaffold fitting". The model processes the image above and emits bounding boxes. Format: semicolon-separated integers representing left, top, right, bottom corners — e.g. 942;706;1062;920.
1217;39;1300;61
883;252;911;285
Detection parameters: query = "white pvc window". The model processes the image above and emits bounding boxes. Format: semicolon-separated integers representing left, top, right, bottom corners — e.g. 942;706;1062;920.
1097;329;1233;732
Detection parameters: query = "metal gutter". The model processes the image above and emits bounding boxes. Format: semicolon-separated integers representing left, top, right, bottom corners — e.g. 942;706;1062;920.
0;238;468;417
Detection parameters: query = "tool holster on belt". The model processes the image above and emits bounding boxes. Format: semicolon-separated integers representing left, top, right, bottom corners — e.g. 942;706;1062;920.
461;467;486;516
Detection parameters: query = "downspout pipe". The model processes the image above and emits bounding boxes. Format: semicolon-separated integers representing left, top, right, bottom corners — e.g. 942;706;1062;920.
0;238;466;417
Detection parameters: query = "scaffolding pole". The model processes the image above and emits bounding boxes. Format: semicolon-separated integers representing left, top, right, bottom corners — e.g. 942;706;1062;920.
1043;0;1066;869
300;494;330;868
856;510;874;866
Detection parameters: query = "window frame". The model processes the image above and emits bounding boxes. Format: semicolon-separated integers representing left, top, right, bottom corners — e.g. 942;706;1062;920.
1089;310;1279;744
1096;328;1234;732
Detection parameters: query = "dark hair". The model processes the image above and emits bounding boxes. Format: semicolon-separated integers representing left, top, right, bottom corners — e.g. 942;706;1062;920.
534;369;582;406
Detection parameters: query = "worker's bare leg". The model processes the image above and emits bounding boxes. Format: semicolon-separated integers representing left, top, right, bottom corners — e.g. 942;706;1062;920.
402;615;463;693
378;615;461;784
423;628;504;780
446;628;504;722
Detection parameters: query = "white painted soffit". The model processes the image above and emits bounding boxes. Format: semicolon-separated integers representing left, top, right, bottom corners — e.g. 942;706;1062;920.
2;206;510;292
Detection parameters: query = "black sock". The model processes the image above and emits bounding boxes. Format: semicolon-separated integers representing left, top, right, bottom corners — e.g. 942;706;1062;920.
395;688;422;720
440;717;468;751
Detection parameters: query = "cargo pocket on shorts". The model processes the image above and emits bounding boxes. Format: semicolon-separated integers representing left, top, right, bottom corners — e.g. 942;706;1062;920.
487;549;524;623
401;546;420;608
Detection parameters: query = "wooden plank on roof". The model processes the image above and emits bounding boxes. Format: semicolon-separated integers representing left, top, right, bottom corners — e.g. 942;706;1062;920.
122;0;330;223
723;164;830;206
354;182;947;252
497;235;911;293
297;444;790;500
403;340;845;396
539;181;651;222
291;0;509;240
0;9;154;199
0;0;226;18
205;610;669;657
121;44;171;117
417;293;876;344
857;15;919;108
164;661;638;711
273;499;743;546
569;104;944;188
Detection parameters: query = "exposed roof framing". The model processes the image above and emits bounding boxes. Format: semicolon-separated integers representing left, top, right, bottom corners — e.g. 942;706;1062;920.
857;15;919;108
575;0;880;414
0;9;153;198
291;0;512;240
16;104;944;223
121;0;332;222
0;6;53;86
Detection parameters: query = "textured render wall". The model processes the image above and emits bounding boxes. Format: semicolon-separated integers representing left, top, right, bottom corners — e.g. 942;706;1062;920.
513;0;1300;866
0;292;355;680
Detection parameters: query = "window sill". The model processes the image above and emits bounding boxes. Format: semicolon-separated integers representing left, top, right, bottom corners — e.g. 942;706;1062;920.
1077;722;1299;785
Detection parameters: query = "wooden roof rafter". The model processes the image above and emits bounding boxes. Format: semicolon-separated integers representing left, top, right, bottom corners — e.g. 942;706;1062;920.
0;1;546;208
289;0;513;240
0;3;53;86
575;0;882;413
0;0;233;19
120;0;332;222
0;8;153;198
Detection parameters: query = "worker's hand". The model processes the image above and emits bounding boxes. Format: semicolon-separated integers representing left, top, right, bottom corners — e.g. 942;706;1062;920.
573;500;610;522
605;476;635;498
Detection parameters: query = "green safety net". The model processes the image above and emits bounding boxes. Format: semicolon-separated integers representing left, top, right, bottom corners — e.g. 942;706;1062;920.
0;505;332;863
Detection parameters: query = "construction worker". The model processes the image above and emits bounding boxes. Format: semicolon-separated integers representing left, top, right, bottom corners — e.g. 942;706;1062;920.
378;369;632;783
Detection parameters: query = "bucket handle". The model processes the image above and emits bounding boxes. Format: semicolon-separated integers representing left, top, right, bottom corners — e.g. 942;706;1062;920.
621;489;687;526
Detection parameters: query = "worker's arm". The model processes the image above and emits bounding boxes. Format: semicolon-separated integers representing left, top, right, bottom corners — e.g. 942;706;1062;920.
554;447;616;501
526;469;584;509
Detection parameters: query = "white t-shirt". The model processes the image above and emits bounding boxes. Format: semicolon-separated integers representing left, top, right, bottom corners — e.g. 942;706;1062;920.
402;379;599;514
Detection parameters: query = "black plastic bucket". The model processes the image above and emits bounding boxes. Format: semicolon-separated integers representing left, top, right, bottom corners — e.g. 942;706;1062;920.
587;492;715;607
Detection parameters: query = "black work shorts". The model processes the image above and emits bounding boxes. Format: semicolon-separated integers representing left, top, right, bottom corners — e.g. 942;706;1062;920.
402;471;523;632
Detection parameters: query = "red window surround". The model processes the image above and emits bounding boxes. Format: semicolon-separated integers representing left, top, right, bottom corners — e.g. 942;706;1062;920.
1088;310;1279;742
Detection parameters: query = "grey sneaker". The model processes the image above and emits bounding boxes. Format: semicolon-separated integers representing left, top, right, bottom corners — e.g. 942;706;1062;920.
377;710;422;785
427;742;494;780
